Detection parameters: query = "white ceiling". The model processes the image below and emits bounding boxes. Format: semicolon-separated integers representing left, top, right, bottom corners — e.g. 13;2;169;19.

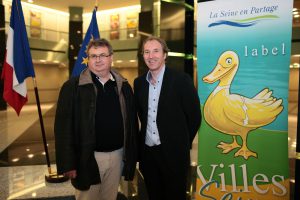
19;0;300;14
21;0;140;13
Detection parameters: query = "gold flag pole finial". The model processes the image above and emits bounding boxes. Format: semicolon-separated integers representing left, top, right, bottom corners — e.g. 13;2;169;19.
95;0;98;9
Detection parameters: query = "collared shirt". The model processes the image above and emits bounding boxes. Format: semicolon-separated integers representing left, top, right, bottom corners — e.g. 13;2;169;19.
145;66;165;146
96;73;115;86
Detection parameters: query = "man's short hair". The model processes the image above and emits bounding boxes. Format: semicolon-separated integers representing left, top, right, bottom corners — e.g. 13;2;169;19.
87;38;113;55
141;36;170;55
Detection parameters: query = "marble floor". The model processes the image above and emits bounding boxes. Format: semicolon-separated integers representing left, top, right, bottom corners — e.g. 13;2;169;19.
0;103;297;199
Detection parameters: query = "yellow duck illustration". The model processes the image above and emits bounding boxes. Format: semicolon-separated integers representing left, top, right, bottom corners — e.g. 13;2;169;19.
202;50;283;160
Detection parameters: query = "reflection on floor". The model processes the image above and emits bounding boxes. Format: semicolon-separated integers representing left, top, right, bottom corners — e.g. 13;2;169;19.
0;104;297;199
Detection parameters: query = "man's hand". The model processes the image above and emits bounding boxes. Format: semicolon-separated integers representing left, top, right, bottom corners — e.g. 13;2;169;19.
64;170;77;179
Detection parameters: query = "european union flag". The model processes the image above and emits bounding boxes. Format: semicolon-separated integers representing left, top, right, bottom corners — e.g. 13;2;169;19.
71;8;100;76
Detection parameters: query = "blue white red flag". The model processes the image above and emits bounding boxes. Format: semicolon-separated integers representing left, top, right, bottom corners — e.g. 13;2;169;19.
1;0;35;115
71;8;100;76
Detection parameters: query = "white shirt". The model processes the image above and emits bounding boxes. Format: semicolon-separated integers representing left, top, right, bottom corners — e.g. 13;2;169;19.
145;66;165;146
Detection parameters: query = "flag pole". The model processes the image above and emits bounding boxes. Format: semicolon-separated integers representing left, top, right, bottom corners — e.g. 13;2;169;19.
8;0;68;183
32;78;68;183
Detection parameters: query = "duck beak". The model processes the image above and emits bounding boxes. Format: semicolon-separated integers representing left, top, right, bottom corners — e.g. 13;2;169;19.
203;63;223;83
203;63;235;84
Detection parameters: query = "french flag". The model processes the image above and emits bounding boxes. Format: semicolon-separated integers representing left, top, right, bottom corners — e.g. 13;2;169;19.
1;0;35;115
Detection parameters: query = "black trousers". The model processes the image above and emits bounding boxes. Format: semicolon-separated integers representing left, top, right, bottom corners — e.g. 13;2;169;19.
140;145;188;200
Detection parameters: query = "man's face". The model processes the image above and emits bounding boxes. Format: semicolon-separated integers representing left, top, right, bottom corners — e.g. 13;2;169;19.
143;40;166;72
87;46;112;75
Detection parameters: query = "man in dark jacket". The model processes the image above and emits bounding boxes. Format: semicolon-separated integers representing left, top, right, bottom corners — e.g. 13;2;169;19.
134;36;201;200
55;38;137;200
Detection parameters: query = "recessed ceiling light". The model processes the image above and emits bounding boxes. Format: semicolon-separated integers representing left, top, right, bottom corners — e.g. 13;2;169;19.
28;0;34;3
293;8;297;12
294;14;300;18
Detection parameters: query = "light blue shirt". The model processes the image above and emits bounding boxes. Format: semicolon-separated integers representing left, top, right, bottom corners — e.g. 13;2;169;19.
145;66;165;146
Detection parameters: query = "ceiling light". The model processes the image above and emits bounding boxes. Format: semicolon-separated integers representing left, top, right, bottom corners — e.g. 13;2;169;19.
129;60;136;62
116;60;123;63
83;5;140;17
27;0;33;3
168;52;185;57
26;148;30;152
294;14;300;18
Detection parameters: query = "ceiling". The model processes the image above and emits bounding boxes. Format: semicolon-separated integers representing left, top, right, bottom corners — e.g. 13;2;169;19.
21;0;140;13
19;0;300;14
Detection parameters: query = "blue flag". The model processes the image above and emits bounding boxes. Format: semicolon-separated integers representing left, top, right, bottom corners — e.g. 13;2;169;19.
71;8;100;76
11;0;35;80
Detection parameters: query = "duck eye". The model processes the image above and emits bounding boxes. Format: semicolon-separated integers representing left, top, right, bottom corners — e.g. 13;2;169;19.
225;58;232;65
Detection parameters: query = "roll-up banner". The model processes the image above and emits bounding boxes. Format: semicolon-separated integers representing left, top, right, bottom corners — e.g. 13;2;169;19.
196;0;293;199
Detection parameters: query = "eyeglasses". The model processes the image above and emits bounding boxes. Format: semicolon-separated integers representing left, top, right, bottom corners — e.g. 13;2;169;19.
88;53;111;60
